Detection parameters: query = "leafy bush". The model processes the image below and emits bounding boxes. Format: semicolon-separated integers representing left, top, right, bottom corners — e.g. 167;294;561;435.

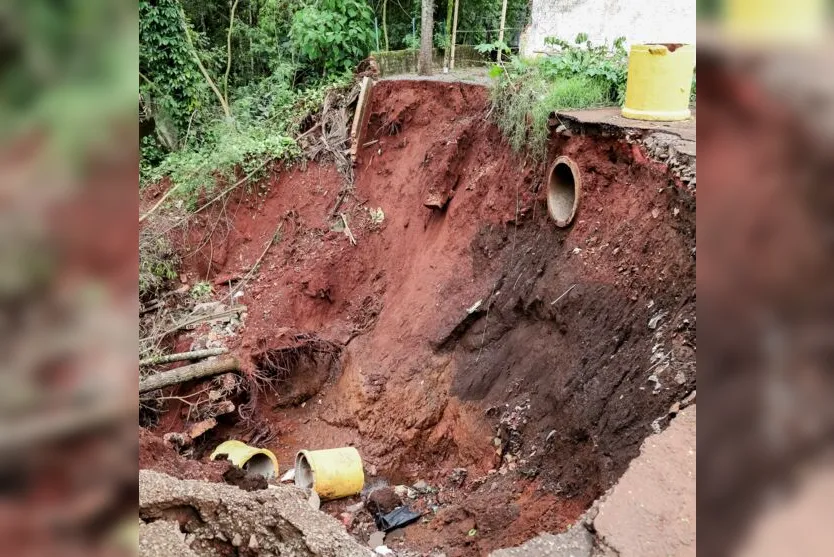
489;34;627;158
143;68;353;209
474;40;511;58
291;0;375;75
190;281;212;300
149;119;300;210
401;33;420;50
541;33;628;103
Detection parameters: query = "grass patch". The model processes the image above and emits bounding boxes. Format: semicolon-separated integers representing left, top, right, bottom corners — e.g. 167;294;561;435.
492;69;612;157
488;34;627;159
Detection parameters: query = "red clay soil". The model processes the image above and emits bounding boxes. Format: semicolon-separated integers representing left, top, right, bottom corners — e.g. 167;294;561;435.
139;428;227;483
143;79;696;555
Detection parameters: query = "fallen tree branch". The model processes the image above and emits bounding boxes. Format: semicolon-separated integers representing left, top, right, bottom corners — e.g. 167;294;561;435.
330;189;348;216
140;185;180;223
140;357;240;394
139;305;246;344
192;159;271;216
140;347;228;367
340;213;356;245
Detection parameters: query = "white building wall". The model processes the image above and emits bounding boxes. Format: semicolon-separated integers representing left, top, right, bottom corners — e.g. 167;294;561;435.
521;0;695;56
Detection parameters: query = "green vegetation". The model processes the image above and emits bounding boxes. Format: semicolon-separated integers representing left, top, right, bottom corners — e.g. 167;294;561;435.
140;1;363;210
139;233;179;302
291;0;376;74
488;34;628;158
190;281;213;300
140;0;538;209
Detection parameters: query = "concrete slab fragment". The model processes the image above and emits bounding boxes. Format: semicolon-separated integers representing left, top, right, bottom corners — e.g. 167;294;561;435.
594;406;696;557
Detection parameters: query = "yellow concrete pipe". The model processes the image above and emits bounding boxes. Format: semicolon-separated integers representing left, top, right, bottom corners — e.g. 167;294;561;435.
210;440;279;479
622;44;695;122
295;447;365;500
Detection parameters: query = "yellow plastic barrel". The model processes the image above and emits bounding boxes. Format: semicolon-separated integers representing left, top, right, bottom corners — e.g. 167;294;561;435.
622;44;695;122
210;440;279;479
295;447;364;500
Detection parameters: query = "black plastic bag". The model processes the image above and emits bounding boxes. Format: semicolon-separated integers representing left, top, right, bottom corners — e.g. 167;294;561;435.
374;505;422;532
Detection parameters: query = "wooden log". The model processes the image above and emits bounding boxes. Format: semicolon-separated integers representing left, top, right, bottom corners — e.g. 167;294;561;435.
139;357;239;394
139;347;229;367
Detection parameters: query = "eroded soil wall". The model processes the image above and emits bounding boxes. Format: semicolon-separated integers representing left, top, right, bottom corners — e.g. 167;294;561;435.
147;79;695;555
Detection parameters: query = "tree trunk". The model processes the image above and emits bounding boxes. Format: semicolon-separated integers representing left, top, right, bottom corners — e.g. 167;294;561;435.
443;0;453;69
179;6;231;119
382;0;389;51
139;357;239;394
450;0;460;70
497;0;509;63
223;0;240;107
418;0;434;75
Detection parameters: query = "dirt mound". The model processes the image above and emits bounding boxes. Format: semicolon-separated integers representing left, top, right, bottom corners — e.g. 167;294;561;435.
139;428;227;482
145;79;695;555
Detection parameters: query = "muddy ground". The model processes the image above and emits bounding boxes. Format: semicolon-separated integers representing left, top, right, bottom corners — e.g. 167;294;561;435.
140;79;696;555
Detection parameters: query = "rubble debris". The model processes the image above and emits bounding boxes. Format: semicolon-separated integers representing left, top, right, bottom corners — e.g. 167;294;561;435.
309;489;321;510
139;519;199;557
648;310;667;330
280;468;296;483
188;418;217;439
392;484;417;499
223;466;268;491
368;531;385;549
346;501;365;513
449;468;468;487
367;486;402;516
163;432;192;453
139;470;372;556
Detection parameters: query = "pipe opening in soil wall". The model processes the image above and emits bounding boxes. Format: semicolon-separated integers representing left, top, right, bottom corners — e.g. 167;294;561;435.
547;156;581;227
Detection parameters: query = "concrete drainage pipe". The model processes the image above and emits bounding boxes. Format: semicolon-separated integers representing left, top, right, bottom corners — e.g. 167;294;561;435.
547;156;581;227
